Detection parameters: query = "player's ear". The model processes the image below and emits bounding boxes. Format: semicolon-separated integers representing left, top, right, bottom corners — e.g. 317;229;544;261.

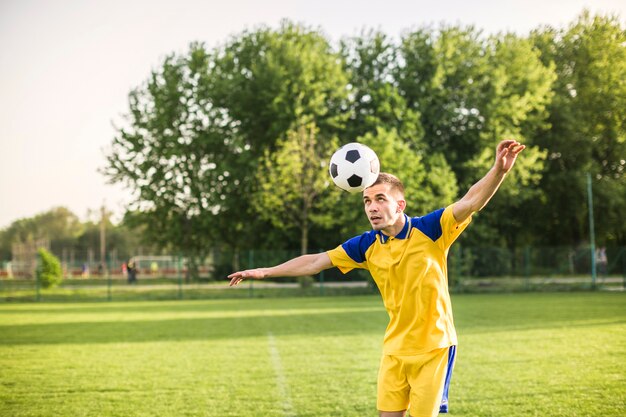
397;199;406;213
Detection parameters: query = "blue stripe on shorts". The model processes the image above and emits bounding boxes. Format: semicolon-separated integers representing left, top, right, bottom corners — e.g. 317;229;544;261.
439;345;457;414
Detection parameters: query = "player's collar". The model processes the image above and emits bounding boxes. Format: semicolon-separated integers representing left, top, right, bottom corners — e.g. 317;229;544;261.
378;214;411;244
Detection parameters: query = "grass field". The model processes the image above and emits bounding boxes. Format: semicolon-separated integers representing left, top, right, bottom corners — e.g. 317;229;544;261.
0;293;624;417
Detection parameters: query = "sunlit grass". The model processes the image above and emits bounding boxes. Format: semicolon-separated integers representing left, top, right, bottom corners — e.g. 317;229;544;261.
0;293;624;416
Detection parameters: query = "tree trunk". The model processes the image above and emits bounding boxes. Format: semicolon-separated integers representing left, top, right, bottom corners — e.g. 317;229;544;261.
301;209;309;256
231;247;240;272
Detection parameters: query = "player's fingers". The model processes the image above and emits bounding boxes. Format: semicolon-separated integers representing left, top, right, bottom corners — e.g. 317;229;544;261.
498;139;516;151
229;277;244;286
512;144;526;154
227;271;247;286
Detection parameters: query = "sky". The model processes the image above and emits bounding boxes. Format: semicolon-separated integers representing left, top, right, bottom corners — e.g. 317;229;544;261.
1;0;625;229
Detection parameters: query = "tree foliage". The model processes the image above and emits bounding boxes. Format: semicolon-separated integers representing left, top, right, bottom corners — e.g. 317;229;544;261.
105;45;236;266
1;12;623;269
0;207;154;263
397;26;490;182
98;12;626;261
531;11;626;245
105;22;351;266
0;207;83;259
254;122;339;254
36;248;62;289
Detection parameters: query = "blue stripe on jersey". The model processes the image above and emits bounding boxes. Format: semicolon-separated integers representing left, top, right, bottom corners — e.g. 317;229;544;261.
411;208;445;242
378;214;411;244
341;231;378;264
439;345;457;414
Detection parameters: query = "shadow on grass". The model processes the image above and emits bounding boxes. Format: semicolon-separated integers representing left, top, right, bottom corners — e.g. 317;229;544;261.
0;295;381;315
2;293;624;346
0;308;389;346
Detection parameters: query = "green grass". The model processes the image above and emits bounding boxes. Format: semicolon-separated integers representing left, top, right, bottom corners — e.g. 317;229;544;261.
0;293;624;416
0;278;380;302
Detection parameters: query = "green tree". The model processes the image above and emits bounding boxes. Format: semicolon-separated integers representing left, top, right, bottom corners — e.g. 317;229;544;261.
531;11;626;245
397;27;555;249
210;21;350;152
480;34;555;144
463;33;555;250
36;248;62;289
105;22;352;271
209;21;351;255
105;45;235;273
397;26;491;183
336;31;458;239
75;214;153;265
254;122;339;255
340;31;423;148
0;207;84;261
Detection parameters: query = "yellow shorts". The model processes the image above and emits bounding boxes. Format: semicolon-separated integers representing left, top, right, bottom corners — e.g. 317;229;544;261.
377;346;456;417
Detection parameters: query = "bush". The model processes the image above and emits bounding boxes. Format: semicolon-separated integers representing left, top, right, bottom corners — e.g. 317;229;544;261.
470;247;513;277
36;248;63;289
298;275;315;289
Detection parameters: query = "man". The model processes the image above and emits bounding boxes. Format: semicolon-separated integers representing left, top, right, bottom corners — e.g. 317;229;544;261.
228;139;525;417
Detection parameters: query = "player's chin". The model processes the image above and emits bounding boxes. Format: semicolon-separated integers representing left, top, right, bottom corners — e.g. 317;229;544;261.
369;221;384;231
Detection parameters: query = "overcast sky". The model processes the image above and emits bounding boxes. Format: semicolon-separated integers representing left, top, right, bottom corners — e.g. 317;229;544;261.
1;0;624;228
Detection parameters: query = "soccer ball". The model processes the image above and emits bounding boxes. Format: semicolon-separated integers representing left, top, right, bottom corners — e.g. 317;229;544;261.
329;143;380;193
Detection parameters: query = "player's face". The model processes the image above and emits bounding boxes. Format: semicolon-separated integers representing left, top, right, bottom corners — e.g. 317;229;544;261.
363;183;406;232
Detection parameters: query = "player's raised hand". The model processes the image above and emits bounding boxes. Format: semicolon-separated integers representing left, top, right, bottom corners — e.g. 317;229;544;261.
495;139;525;174
227;268;267;286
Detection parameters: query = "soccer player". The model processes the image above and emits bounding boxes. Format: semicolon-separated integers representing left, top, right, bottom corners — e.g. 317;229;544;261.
228;139;525;417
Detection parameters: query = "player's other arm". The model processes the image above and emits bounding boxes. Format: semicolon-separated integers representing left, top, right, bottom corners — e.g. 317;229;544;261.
453;139;525;223
228;252;333;286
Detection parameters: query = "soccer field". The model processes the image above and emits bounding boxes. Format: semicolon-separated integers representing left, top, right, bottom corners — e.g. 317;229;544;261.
1;293;624;417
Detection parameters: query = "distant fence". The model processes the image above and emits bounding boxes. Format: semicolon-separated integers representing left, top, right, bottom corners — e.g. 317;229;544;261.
0;246;624;302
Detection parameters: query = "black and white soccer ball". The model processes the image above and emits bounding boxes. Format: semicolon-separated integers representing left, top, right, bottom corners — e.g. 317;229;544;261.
329;143;380;193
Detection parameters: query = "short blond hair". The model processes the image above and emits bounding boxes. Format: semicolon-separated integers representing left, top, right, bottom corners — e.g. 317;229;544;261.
367;172;405;196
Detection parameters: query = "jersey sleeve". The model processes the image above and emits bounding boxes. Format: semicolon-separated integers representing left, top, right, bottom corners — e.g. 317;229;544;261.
326;232;375;274
438;203;472;250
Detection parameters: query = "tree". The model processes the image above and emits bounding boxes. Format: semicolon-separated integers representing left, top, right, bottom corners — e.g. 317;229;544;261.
0;207;83;261
254;122;339;255
105;45;238;272
337;31;457;238
105;22;352;272
531;11;626;245
397;26;491;184
36;248;62;289
209;21;350;153
397;27;555;249
462;33;555;250
340;31;423;148
208;21;351;256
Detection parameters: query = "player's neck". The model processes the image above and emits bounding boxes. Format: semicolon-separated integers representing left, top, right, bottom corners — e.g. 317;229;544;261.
381;213;406;237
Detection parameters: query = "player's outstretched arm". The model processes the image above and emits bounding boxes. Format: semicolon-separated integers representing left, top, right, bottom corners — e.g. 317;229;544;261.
453;139;525;223
228;252;333;286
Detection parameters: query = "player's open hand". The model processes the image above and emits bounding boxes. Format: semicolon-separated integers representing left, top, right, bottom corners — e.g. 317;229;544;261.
495;139;525;174
227;269;266;286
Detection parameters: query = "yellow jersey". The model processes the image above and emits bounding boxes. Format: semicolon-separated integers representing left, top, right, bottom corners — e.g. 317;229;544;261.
327;204;471;355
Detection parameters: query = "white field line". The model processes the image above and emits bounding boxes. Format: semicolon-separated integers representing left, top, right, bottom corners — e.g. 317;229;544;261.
267;332;296;417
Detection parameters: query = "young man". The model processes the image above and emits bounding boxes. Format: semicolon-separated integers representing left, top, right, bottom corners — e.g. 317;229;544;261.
228;139;525;417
